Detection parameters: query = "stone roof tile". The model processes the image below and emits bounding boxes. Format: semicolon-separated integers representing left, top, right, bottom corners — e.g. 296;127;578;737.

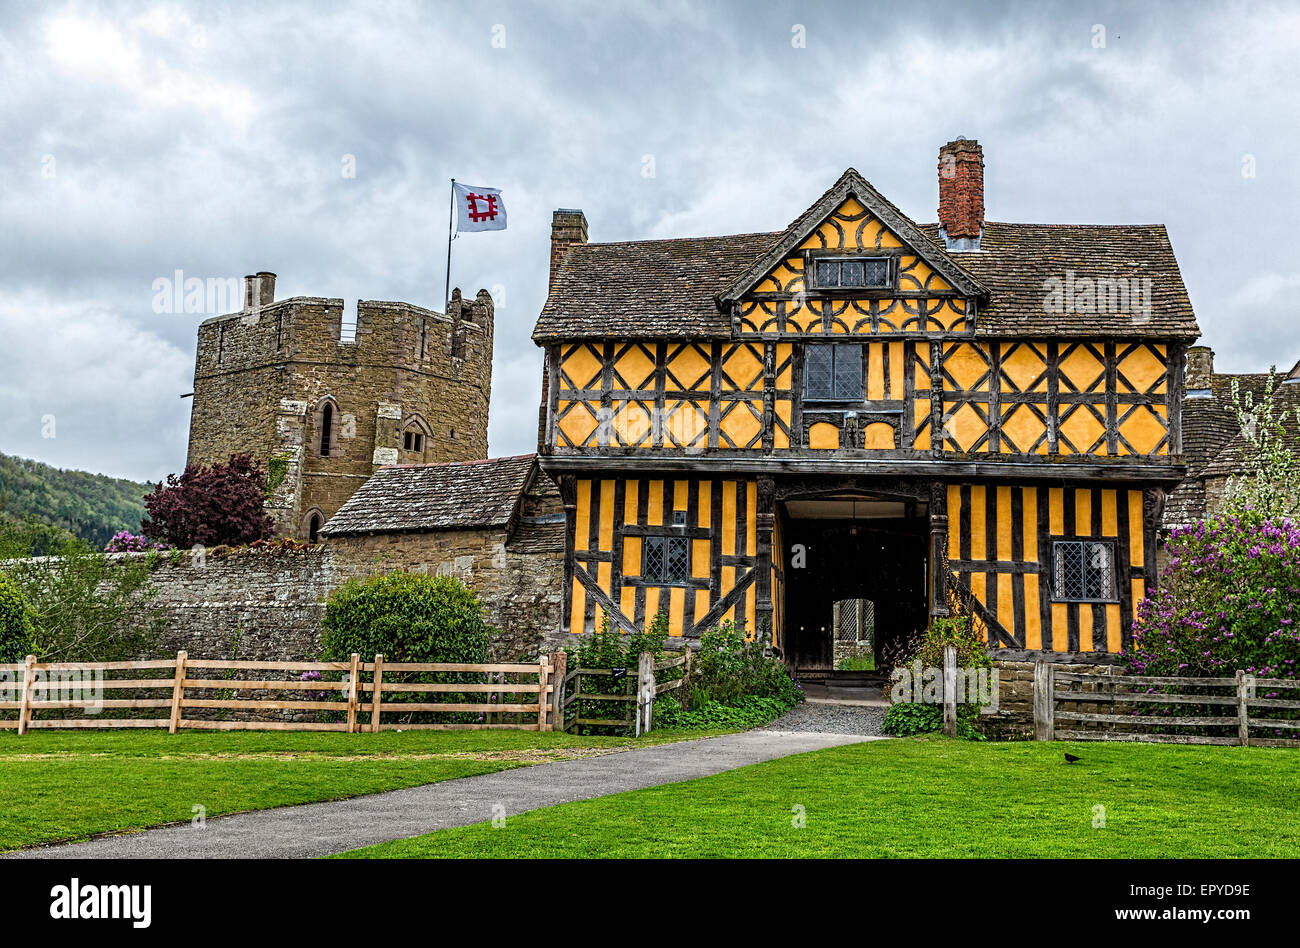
320;454;537;536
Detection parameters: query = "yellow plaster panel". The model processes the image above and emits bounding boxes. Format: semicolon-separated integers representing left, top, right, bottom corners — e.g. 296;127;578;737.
722;482;737;556
1000;404;1048;454
809;422;840;450
970;485;987;559
1023;488;1038;562
557;401;599;447
666;345;711;392
574;480;592;551
613;346;655;390
598;480;615;551
560;344;603;389
692;539;710;579
863;422;895;449
944;344;990;392
1101;490;1118;536
996;486;1012;560
1128;490;1144;567
647;480;664;527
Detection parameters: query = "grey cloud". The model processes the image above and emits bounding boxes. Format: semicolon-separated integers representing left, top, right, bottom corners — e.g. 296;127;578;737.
1;0;1298;482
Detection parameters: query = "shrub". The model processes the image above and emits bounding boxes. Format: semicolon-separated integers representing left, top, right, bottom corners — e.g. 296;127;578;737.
104;531;169;553
689;619;802;708
881;702;986;741
884;615;992;741
651;619;802;732
320;572;491;664
1126;513;1300;696
321;573;494;725
654;694;793;730
0;571;35;663
142;454;275;549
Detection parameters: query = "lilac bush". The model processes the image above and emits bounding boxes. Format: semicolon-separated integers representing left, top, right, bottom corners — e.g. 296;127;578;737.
103;531;170;553
1126;513;1300;682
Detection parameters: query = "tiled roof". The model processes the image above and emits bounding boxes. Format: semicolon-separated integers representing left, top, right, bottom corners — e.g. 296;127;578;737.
1200;380;1300;479
320;454;537;536
535;232;779;340
534;184;1199;341
919;223;1198;339
1162;372;1276;529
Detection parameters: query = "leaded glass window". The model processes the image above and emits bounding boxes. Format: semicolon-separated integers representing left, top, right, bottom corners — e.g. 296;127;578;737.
804;344;862;400
1053;540;1115;601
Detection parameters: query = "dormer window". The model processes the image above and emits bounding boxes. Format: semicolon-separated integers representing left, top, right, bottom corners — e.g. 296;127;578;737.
403;430;424;452
812;256;891;290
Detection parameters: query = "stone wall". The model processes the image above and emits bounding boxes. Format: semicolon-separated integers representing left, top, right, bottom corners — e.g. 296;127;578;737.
977;659;1119;740
132;532;562;662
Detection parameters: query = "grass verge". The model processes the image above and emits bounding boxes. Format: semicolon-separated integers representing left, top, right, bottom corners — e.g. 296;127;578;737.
339;736;1300;858
0;727;728;852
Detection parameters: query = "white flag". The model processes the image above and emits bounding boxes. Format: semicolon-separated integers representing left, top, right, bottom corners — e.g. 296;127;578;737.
453;182;507;232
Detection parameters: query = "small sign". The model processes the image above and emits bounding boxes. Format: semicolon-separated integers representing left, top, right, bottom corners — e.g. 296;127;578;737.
610;667;627;681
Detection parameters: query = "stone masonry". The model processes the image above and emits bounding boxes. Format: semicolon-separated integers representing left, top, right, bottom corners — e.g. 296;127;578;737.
186;273;493;539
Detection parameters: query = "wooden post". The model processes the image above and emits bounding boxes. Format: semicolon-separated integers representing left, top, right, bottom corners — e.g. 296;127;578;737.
1235;669;1251;747
636;651;654;737
16;654;35;736
370;654;384;734
549;651;567;732
1033;660;1055;741
682;645;693;711
168;650;187;734
942;645;957;737
345;653;360;733
536;656;550;732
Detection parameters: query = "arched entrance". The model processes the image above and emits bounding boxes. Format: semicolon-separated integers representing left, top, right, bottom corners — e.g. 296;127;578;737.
780;490;930;672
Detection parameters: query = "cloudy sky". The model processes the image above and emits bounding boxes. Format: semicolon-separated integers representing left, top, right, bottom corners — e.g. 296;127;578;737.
2;0;1298;483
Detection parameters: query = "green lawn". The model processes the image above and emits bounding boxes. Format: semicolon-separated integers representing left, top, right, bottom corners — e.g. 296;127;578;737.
0;728;726;852
340;737;1300;858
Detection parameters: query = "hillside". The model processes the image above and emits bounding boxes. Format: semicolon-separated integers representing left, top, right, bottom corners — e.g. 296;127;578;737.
0;452;151;548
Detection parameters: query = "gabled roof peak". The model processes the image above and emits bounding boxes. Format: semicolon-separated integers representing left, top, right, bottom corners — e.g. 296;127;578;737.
715;167;988;304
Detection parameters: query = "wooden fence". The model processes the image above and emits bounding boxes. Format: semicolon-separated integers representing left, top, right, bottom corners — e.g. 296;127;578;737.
559;649;691;735
1033;663;1300;748
0;651;562;734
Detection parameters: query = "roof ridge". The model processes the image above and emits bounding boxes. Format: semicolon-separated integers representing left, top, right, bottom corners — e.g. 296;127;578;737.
378;453;536;471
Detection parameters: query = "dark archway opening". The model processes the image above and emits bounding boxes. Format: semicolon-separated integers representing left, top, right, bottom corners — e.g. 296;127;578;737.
308;514;321;543
783;511;929;672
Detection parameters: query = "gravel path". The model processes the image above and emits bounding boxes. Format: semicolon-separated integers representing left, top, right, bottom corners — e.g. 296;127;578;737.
9;729;874;860
764;701;888;736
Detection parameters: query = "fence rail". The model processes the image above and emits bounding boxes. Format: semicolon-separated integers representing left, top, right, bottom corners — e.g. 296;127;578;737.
1033;663;1300;748
0;652;565;734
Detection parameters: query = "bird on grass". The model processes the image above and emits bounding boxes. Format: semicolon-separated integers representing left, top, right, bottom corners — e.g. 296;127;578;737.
1064;752;1082;764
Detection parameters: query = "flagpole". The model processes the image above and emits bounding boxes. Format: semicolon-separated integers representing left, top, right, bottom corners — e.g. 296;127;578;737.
444;178;455;312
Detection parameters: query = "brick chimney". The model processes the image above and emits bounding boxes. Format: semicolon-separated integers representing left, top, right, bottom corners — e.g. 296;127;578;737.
937;138;984;250
550;209;588;289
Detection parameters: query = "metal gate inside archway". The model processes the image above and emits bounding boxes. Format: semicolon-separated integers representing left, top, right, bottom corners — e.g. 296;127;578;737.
833;598;875;670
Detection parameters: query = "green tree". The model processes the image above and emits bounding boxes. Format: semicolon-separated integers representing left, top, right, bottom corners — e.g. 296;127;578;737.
0;571;35;663
0;520;161;661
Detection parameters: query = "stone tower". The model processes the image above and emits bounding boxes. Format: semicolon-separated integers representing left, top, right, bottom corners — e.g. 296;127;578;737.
186;272;494;538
